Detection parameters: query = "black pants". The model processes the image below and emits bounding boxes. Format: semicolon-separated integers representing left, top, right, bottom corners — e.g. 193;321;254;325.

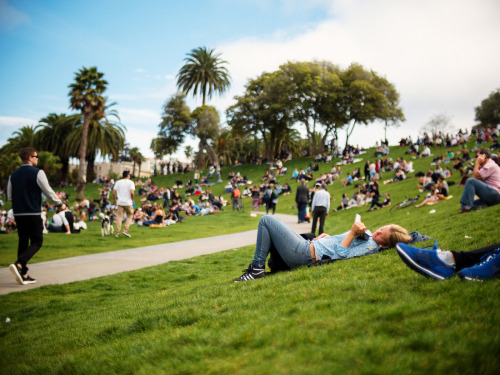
15;215;44;274
452;243;500;271
311;206;327;235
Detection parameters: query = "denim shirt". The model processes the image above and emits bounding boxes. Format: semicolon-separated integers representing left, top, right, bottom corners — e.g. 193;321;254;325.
312;230;378;260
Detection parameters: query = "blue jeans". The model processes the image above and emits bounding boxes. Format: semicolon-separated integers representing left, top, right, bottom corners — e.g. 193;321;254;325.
297;202;307;222
460;178;500;209
252;216;311;269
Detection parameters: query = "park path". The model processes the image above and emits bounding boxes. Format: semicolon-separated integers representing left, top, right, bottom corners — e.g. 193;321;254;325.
0;213;306;295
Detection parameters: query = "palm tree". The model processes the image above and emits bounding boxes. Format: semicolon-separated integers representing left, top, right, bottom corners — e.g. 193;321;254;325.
65;100;126;182
128;147;142;177
37;151;62;182
68;66;108;200
36;113;80;184
176;46;231;106
0;125;38;154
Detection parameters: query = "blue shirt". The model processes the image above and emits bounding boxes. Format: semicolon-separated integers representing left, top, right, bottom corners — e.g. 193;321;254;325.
313;230;378;260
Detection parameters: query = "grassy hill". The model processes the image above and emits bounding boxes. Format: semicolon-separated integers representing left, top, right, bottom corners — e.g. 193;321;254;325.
0;139;499;374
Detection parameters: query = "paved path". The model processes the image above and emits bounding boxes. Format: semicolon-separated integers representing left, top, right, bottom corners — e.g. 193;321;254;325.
0;213;307;295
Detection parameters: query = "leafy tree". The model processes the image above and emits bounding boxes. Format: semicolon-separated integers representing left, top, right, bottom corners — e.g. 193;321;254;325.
227;71;293;160
191;106;221;173
176;46;231;106
155;93;193;158
339;63;404;147
475;89;500;127
68;66;108;200
280;61;343;155
36;113;80;184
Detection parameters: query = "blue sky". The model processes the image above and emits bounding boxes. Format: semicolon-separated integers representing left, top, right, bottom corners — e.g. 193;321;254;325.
1;0;499;160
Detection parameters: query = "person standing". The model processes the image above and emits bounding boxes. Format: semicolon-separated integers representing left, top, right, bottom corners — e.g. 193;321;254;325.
7;147;62;285
113;170;135;237
311;183;331;235
295;179;309;223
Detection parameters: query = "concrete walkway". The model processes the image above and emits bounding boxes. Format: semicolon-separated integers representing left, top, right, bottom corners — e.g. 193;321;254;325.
0;213;307;295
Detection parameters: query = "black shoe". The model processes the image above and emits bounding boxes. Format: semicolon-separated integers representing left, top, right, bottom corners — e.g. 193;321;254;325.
234;264;265;282
22;275;36;284
9;263;24;285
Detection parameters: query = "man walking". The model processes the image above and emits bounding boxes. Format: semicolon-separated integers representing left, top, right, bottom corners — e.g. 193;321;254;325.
311;183;331;235
113;170;135;237
459;148;500;213
7;147;62;285
295;179;309;223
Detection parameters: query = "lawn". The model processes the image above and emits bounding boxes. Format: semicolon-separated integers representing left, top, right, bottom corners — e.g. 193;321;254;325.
0;139;499;374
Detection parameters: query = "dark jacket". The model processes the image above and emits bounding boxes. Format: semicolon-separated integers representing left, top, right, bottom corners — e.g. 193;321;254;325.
295;184;310;204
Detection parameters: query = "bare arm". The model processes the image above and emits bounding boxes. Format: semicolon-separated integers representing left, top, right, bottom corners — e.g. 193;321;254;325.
472;155;485;180
340;222;366;248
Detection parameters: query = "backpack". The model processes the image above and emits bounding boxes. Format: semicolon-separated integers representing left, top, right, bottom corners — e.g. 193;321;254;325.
233;188;241;198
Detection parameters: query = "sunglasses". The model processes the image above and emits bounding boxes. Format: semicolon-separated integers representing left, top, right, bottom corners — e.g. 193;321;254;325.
31;155;39;158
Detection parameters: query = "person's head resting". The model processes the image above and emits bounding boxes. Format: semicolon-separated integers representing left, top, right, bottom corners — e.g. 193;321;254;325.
19;147;38;165
123;170;131;179
372;224;411;248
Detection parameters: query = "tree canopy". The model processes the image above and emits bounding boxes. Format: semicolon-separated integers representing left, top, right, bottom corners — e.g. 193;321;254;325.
475;89;500;127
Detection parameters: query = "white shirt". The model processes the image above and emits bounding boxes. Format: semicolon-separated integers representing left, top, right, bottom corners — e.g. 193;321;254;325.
113;178;135;206
52;211;69;227
311;189;331;212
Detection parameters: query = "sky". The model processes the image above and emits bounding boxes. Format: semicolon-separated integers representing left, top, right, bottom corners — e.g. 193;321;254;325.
1;0;499;161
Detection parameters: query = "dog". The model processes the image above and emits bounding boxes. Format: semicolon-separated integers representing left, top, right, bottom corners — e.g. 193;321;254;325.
99;212;114;237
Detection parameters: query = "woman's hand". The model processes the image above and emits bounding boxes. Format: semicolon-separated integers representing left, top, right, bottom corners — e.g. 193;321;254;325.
350;221;366;236
313;233;330;241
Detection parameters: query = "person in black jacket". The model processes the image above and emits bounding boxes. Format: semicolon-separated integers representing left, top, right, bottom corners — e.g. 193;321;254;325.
295;179;310;223
7;147;62;285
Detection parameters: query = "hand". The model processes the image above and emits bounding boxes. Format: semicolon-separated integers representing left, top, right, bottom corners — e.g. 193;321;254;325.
313;233;330;241
476;154;486;166
350;221;366;236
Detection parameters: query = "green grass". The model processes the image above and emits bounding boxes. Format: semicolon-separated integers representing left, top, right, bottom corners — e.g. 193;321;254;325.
1;139;500;374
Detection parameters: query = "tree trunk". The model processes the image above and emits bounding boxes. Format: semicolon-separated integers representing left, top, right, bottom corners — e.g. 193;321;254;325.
86;154;96;183
138;163;142;178
76;111;91;200
132;161;136;177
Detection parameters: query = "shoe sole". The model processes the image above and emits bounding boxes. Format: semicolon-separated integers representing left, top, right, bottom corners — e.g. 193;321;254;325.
123;233;131;238
22;278;36;284
9;264;25;285
396;245;448;280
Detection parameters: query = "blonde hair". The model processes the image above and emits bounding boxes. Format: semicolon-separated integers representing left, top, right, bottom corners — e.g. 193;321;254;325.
386;224;411;248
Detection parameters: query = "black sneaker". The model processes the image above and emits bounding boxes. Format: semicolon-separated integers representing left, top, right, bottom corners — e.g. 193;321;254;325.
234;264;265;282
9;263;24;285
22;275;36;284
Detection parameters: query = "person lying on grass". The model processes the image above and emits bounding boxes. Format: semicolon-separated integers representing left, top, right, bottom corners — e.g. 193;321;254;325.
234;215;411;282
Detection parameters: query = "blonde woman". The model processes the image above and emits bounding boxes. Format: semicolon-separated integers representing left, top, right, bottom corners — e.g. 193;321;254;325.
235;215;411;281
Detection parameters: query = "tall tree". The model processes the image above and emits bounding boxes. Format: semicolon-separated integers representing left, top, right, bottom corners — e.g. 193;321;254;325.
191;105;221;173
66;100;125;182
227;71;294;160
129;147;142;177
475;88;500;127
176;46;231;105
68;66;108;200
339;63;404;147
155;93;193;158
36;113;80;184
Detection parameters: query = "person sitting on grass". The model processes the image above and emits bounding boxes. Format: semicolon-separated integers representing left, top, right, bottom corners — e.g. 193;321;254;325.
142;204;166;227
234;215;411;282
396;242;500;281
414;179;448;208
458;148;500;214
368;193;391;211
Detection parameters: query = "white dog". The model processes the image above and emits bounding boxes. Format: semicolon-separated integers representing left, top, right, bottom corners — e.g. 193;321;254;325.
99;212;114;237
